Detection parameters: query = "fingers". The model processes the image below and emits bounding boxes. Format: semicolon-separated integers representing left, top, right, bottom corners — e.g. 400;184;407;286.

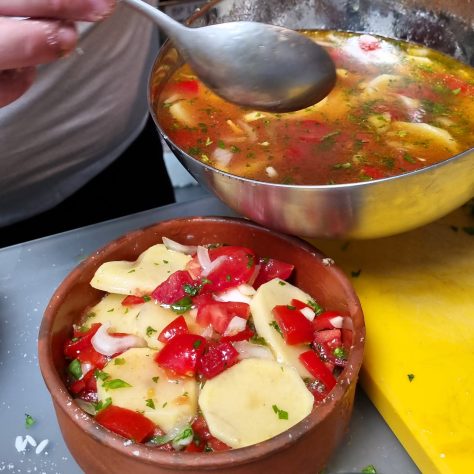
0;18;77;70
0;67;36;107
0;0;115;22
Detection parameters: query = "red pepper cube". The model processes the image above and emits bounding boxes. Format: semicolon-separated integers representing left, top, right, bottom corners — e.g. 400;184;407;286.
155;333;207;377
197;342;239;379
299;350;336;393
158;315;189;343
272;305;314;345
253;258;294;289
95;405;156;443
151;270;196;305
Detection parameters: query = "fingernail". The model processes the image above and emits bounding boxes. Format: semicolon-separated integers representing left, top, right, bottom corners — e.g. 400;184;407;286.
88;0;115;20
57;23;77;54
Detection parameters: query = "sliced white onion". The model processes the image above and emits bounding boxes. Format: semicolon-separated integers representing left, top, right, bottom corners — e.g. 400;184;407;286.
214;286;253;304
266;166;278;178
247;264;261;287
80;362;93;377
223;316;247;336
329;316;344;329
162;237;197;255
233;341;274;360
200;325;214;338
212;148;233;167
91;322;147;357
237;284;256;297
197;246;226;277
300;307;316;322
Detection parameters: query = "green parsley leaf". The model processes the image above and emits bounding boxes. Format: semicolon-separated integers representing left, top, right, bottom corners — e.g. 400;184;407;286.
361;464;377;473
171;296;193;314
193;339;203;349
407;373;415;382
25;414;36;429
94;369;110;381
250;335;267;346
307;299;324;316
146;326;157;337
143;295;151;302
269;321;283;337
246;254;255;268
286;305;296;310
146;399;156;409
403;152;417;164
278;281;286;286
217;140;226;149
102;379;132;391
68;359;83;380
127;269;136;273
272;404;289;420
333;347;347;359
230;145;240;153
95;397;112;413
114;358;126;366
183;283;200;296
152;376;160;383
452;88;461;95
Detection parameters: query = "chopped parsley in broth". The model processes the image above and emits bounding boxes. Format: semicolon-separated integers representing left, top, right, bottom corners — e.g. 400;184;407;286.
154;31;474;185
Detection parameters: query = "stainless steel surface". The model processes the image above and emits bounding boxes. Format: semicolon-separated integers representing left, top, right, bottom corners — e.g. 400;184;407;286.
0;196;419;473
123;0;336;112
150;0;474;239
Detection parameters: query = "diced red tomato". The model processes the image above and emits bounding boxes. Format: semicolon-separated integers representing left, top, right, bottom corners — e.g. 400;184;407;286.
158;315;189;343
290;299;313;312
272;305;314;345
70;369;97;394
358;34;381;52
299;350;336;392
313;311;342;331
121;295;148;306
185;441;204;452
198;246;257;293
151;270;196;304
313;329;346;367
207;437;231;452
252;258;294;289
191;415;230;451
430;72;474;95
196;302;250;334
65;323;102;358
95;405;156;443
361;165;385;180
197;342;239;379
76;345;108;369
168;79;199;96
192;293;215;308
220;326;254;343
155;333;207;376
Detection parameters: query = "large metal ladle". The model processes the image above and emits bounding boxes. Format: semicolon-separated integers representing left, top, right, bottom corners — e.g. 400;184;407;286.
122;0;336;112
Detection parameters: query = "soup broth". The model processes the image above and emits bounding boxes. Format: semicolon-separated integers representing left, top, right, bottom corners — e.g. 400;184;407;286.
154;31;474;185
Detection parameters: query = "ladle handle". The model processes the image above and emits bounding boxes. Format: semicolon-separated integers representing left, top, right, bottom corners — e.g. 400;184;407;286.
120;0;187;39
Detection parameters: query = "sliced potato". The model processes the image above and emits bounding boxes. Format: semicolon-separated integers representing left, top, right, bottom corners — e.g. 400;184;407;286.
84;293;200;350
250;279;314;378
199;358;313;448
96;348;198;433
90;244;191;295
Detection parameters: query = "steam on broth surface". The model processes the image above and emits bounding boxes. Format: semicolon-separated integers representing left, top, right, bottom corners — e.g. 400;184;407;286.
154;31;474;185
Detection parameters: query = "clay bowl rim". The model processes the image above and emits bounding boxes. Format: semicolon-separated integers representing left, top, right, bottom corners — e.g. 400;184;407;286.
38;216;365;470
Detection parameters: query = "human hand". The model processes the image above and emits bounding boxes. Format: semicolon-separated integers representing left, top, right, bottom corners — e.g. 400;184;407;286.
0;0;116;107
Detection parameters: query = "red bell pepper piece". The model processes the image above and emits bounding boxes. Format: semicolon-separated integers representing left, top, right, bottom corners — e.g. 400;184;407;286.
252;258;294;289
155;333;207;376
196;302;250;334
151;270;196;304
197;342;239;379
158;315;189;343
299;350;336;393
272;305;314;345
95;405;156;443
121;295;148;306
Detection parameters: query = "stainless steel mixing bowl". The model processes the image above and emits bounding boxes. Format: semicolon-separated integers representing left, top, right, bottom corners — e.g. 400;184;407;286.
150;0;474;239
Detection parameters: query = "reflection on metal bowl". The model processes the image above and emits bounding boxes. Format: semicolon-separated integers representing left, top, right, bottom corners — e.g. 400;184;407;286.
150;0;474;239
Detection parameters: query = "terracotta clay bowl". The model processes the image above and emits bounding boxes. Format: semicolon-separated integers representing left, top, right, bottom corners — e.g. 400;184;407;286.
38;216;365;474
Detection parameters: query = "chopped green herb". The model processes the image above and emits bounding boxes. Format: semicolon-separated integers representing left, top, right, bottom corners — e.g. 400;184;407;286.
188;146;201;156
114;358;126;366
182;391;189;397
193;339;203;349
246;254;255;268
269;321;283;336
171;296;193;314
351;269;362;278
250;335;267;346
127;269;136;273
333;347;347;359
25;414;36;429
146;399;156;409
146;326;157;337
94;369;110;381
152;376;160;383
361;464;377;473
407;373;415;382
217;140;226;149
403;152;417;164
200;154;210;163
107;308;114;313
333;162;352;170
143;295;151;302
95;397;112;413
102;379;132;391
205;137;213;146
272;404;289;420
225;274;232;282
183;283;200;296
162;402;168;408
452;87;461;95
278;281;286;286
200;277;212;286
163;260;169;264
307;299;324;316
286;305;296;310
68;359;83;380
230;145;241;153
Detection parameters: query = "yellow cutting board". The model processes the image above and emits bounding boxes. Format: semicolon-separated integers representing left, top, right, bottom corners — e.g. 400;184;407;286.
309;202;474;474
